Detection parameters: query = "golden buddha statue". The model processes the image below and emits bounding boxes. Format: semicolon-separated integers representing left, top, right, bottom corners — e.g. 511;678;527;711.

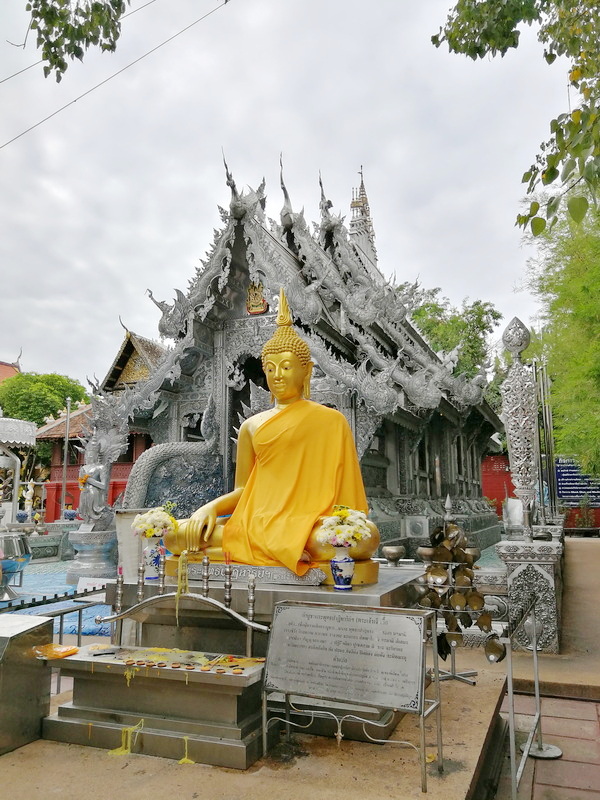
163;289;379;583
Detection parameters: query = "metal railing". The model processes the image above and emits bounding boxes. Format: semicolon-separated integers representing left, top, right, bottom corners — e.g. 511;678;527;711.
1;587;108;695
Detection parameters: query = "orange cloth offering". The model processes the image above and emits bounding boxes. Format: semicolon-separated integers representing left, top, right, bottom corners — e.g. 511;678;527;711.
33;643;79;659
222;400;368;576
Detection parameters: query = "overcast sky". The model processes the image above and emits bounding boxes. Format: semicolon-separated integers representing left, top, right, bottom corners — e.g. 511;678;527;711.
1;0;569;388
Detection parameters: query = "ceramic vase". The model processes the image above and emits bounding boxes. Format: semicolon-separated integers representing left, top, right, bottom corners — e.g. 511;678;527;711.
330;546;355;590
142;536;163;580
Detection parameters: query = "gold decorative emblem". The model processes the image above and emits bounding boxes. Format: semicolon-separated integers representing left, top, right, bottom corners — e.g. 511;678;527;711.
246;282;268;315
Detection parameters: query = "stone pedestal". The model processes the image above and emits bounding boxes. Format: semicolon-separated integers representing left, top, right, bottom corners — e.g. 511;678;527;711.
533;523;564;543
66;529;117;585
496;540;563;653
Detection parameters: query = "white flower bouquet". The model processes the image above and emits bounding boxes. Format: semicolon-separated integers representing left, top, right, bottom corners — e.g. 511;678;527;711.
132;503;178;539
316;505;372;548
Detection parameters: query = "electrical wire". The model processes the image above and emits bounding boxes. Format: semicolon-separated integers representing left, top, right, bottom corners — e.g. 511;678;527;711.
1;0;160;86
0;1;229;150
0;59;42;84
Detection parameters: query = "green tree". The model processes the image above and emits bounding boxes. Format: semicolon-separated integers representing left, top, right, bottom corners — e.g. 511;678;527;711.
0;372;88;426
433;1;600;232
527;203;600;474
399;284;502;378
23;0;130;81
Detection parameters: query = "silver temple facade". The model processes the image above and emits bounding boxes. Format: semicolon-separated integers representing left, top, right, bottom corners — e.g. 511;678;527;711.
116;165;502;553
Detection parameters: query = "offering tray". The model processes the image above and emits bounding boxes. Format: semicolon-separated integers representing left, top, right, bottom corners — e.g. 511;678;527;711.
83;644;266;676
43;644;272;767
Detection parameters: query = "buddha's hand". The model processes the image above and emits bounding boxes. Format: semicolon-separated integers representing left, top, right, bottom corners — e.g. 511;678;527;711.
185;503;217;552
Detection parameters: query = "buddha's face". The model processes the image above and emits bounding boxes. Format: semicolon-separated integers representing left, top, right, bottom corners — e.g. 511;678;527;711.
264;351;310;405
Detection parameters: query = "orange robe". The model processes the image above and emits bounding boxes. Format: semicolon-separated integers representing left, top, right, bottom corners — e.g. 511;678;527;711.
222;399;368;576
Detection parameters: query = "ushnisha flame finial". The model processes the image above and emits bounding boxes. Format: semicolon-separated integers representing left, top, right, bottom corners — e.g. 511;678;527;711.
261;288;312;369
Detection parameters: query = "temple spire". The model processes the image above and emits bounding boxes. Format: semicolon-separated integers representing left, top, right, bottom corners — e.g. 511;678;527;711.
349;166;380;281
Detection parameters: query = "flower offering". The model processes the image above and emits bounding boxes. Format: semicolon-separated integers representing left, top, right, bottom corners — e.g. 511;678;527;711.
132;503;178;539
316;505;372;548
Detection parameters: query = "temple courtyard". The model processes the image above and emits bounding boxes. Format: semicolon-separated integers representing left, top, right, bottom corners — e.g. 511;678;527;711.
1;538;599;800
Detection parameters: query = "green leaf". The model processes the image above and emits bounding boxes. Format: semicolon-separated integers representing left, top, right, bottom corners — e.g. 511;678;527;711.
547;195;561;218
583;161;597;181
529;201;540;216
531;217;547;236
561;158;576;182
542;166;559;185
567;196;589;223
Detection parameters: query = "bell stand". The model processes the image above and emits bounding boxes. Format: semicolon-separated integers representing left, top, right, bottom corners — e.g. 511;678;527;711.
434;560;478;685
430;498;479;684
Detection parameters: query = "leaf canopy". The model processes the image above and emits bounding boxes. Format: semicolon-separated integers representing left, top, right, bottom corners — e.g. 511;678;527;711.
0;372;88;426
434;1;600;229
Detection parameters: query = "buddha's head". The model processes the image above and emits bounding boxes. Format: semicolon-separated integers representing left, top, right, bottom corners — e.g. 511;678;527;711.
262;289;312;403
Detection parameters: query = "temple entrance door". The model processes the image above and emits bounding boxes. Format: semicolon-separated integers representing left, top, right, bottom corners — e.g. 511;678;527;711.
224;355;269;491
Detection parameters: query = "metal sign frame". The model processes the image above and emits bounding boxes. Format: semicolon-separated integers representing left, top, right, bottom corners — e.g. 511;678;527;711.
262;601;443;793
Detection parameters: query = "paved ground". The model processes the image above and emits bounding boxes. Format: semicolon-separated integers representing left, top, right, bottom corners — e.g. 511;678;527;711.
2;537;599;799
4;668;506;800
493;538;600;799
496;694;600;799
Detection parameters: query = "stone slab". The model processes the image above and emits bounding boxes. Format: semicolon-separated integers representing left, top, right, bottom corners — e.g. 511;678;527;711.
501;695;600;722
541;733;600;765
510;713;600;741
533;787;600;800
533;759;600;793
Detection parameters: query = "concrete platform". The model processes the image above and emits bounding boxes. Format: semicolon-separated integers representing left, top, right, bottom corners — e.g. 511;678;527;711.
3;539;599;798
1;668;507;800
42;644;270;769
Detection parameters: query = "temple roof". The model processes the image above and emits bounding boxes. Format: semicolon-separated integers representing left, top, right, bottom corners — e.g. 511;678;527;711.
142;162;501;432
101;331;166;392
36;404;91;440
0;360;20;384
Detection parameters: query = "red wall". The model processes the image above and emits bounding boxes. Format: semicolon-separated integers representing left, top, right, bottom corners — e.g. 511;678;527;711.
481;454;515;517
564;506;600;528
43;475;131;523
42;433;151;522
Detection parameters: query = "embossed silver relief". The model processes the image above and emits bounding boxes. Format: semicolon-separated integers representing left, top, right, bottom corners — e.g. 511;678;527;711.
500;318;537;539
355;403;383;459
225;361;246;391
508;563;559;652
503;316;532;357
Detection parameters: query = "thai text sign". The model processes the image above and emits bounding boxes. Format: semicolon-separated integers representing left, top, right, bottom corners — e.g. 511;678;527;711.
264;602;427;712
556;457;600;506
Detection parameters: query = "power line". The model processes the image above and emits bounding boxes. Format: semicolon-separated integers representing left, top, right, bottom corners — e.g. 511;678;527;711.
0;60;42;85
1;0;161;86
1;1;228;150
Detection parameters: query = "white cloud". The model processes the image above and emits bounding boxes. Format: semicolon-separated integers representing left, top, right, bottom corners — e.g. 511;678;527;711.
1;0;568;384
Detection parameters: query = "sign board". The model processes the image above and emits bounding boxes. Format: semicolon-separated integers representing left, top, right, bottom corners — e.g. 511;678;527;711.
264;602;427;713
556;457;600;506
